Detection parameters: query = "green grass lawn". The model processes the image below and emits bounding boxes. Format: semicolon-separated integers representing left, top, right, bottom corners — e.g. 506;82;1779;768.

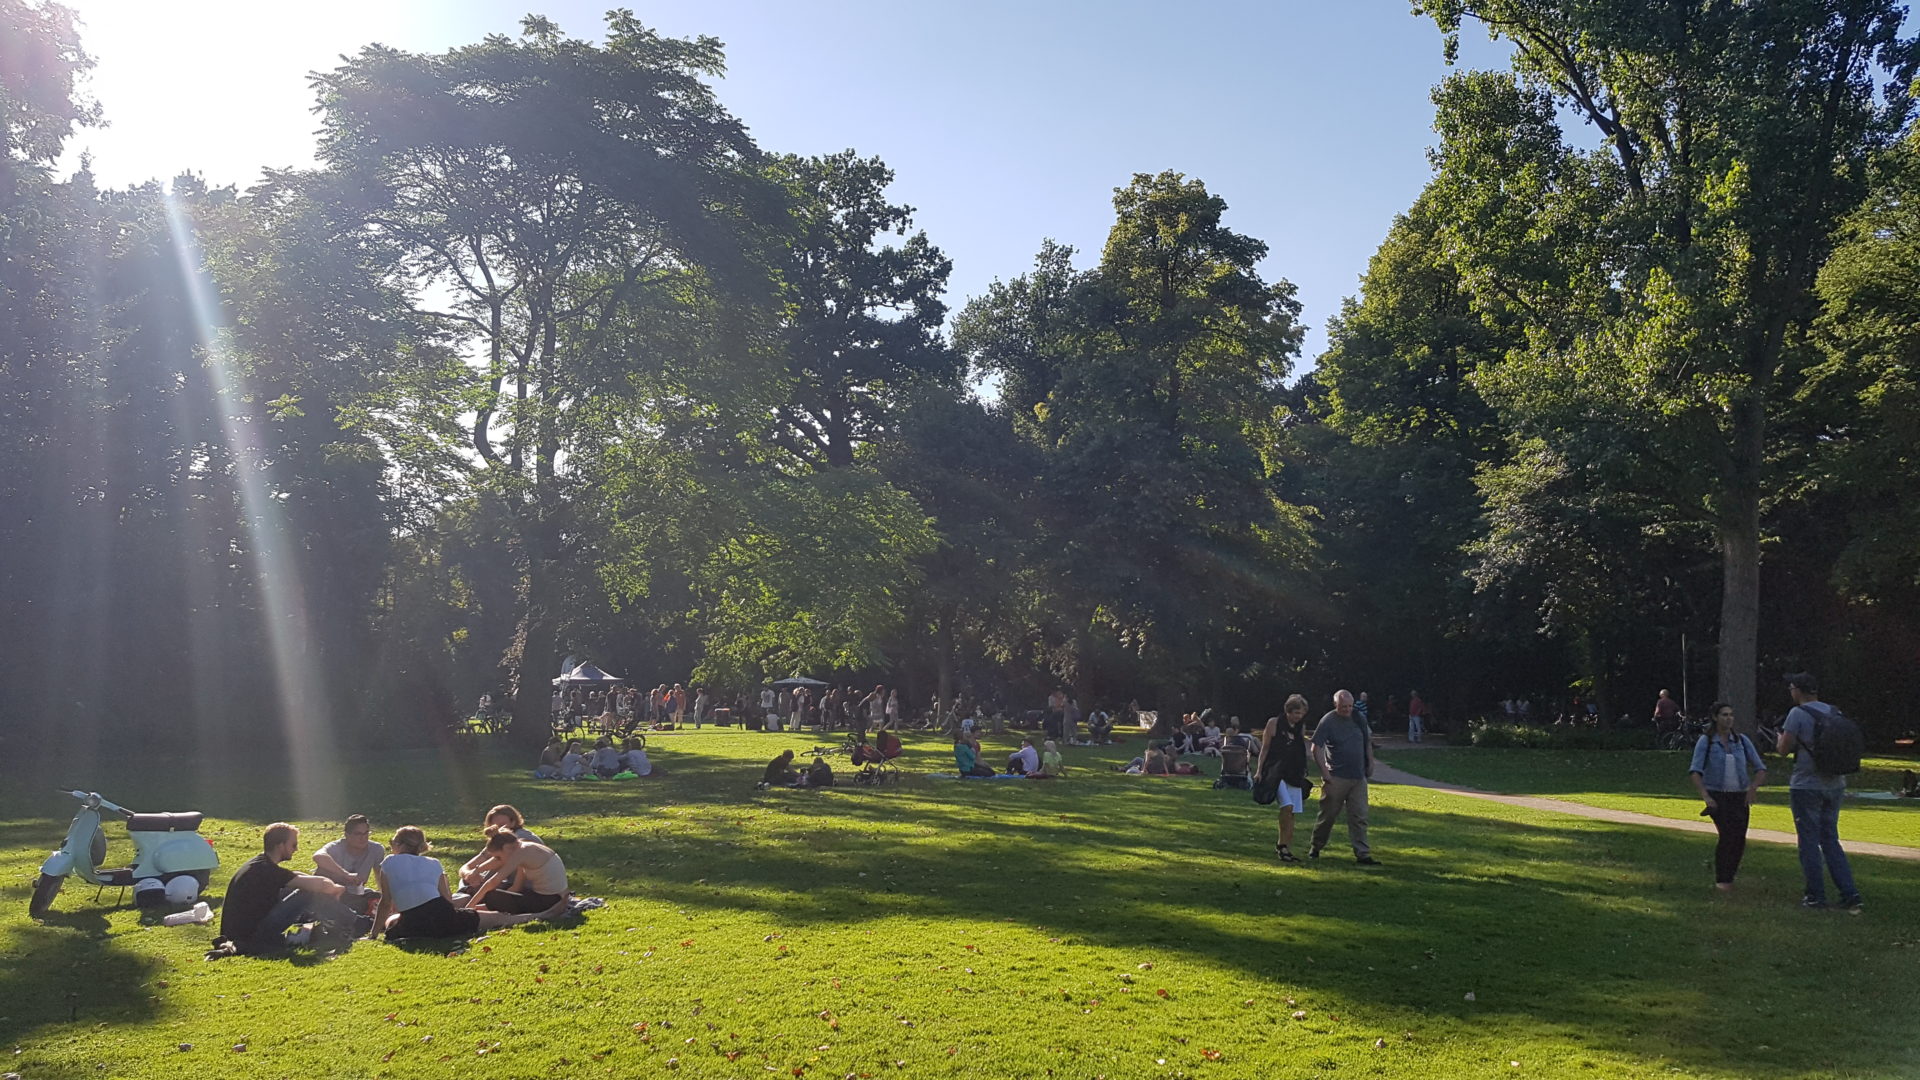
1377;748;1920;848
5;730;1920;1080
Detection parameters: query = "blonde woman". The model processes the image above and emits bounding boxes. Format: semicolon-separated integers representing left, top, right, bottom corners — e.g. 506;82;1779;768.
1256;695;1312;863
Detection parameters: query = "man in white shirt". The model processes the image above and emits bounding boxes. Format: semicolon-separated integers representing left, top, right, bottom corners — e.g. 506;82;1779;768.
1006;737;1041;776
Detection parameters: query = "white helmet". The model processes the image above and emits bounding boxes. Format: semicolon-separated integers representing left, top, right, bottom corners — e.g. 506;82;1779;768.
164;876;200;904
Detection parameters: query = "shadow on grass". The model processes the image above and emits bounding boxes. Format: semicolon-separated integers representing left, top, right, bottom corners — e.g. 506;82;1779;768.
538;738;1920;1079
4;735;1916;1077
0;904;165;1047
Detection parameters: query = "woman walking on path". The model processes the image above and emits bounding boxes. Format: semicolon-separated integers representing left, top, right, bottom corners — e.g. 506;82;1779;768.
1689;702;1768;891
1257;694;1313;862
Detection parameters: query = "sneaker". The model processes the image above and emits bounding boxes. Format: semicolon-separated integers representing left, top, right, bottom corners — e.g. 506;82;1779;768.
1840;895;1864;913
1306;846;1322;860
284;923;314;945
1354;856;1383;866
1800;896;1828;910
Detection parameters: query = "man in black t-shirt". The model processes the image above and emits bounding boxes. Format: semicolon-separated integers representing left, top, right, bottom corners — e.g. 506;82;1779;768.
219;823;364;953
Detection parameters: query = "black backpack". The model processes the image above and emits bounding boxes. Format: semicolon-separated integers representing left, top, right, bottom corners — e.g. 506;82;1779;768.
1796;702;1864;776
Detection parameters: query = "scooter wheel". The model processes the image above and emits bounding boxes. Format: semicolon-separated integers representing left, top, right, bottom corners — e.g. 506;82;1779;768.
29;873;63;919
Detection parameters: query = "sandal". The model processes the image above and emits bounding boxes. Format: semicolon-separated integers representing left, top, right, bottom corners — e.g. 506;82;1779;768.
1276;844;1299;863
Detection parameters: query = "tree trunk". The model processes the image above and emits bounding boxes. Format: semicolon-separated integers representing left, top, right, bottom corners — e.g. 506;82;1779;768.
1716;509;1761;734
934;609;955;721
1717;396;1765;731
508;510;562;749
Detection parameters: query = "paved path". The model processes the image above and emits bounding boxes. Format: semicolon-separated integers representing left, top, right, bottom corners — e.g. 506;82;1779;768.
1371;757;1920;863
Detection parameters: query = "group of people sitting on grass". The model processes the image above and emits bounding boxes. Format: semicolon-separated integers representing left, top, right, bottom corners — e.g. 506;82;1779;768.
210;804;573;955
535;735;657;779
760;749;835;788
952;730;1064;778
1118;710;1258;775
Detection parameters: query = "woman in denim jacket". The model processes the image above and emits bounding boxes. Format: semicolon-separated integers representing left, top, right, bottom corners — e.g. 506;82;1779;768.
1689;702;1768;891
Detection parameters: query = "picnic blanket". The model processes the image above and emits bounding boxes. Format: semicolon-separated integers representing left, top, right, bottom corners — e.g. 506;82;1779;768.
926;773;1030;781
550;896;607;918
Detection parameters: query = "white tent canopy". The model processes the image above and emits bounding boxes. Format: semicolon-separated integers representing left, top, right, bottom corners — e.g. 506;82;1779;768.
552;663;626;687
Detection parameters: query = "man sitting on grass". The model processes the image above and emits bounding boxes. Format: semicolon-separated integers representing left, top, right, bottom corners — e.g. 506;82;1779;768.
217;822;370;954
1006;737;1040;776
311;813;383;910
761;749;800;788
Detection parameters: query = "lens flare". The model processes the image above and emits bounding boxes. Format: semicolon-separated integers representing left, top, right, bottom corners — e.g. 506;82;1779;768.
161;186;343;819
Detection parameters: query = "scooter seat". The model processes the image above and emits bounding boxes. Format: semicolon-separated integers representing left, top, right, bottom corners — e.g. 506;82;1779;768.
126;812;204;832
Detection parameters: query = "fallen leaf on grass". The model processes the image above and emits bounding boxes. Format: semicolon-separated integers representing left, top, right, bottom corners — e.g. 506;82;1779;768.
1201;1049;1223;1061
1291;1011;1308;1021
1155;989;1169;999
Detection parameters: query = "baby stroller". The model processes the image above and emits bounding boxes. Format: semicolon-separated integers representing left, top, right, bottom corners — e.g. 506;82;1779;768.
1213;743;1253;790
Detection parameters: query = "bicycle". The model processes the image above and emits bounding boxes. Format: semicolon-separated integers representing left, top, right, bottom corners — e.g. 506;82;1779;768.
1660;715;1712;751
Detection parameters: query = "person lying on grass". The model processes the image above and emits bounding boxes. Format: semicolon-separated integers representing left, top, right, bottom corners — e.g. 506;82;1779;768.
459;827;571;914
459;804;543;893
375;826;556;940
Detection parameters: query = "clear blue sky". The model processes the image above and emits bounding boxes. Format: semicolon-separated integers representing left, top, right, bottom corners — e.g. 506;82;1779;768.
62;1;1509;367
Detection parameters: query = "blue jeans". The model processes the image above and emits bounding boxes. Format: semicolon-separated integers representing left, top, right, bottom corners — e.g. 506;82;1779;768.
1788;787;1859;903
248;889;364;951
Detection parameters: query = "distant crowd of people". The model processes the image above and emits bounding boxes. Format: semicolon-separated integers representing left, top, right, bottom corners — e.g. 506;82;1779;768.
507;668;1871;917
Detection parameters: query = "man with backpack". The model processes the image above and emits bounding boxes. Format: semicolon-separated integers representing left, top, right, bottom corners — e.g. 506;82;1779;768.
1777;672;1864;912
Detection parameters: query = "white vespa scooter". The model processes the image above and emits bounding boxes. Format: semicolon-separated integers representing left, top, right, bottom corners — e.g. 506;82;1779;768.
30;789;220;918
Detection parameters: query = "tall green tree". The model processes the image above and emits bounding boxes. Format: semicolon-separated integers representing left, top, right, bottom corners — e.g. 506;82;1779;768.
1416;0;1918;723
959;174;1311;701
767;150;957;471
309;12;784;739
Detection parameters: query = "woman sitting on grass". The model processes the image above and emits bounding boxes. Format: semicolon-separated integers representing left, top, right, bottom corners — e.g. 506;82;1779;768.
954;732;995;777
558;741;587;780
1033;740;1064;778
375;827;551;940
460;827;571;915
459;805;543;893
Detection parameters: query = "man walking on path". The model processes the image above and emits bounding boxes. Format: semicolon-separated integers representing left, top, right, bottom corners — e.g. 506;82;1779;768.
1310;690;1380;866
1406;690;1427;743
1778;672;1862;911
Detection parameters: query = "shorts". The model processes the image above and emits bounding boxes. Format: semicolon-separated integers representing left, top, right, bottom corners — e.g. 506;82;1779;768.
1276;781;1306;813
389;896;481;939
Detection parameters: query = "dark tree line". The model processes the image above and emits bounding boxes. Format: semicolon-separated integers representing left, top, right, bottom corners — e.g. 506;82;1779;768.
2;2;1915;758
